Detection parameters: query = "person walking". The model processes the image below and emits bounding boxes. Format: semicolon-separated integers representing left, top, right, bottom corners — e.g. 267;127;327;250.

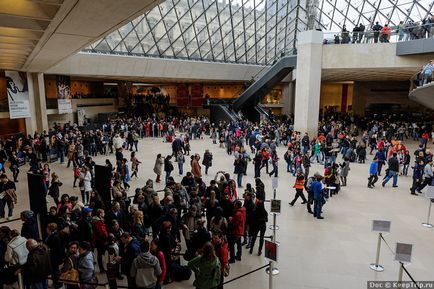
417;159;433;193
289;170;308;206
202;150;213;175
164;155;174;184
367;158;379;188
339;157;350;186
410;159;425;195
176;150;185;176
188;242;221;289
382;153;400;188
234;155;246;188
0;174;17;220
153;154;164;183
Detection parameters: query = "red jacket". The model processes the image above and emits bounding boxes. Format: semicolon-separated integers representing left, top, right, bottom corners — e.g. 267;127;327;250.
229;207;246;236
92;217;108;247
215;240;229;268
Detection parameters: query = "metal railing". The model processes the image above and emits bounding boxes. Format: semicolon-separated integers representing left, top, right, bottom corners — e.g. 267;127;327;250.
322;24;434;45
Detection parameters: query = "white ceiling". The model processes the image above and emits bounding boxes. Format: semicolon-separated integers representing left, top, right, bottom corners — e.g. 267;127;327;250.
0;0;163;72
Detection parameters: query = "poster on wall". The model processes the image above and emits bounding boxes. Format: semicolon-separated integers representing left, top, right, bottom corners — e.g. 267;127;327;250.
5;71;31;119
56;75;73;114
77;108;86;126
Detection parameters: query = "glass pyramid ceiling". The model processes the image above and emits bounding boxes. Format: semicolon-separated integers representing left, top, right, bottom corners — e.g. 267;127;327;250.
83;0;433;65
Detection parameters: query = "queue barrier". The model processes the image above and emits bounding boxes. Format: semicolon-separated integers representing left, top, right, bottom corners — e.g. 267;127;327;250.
115;263;271;289
373;233;421;289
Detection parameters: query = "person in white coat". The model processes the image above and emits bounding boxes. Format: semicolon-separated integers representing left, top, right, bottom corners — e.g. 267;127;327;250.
80;166;92;205
4;229;29;267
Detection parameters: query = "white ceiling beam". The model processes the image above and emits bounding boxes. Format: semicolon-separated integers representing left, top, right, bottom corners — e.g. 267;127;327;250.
0;0;60;21
0;27;44;39
0;15;49;31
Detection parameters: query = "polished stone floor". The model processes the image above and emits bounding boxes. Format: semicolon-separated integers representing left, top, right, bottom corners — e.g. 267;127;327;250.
2;136;434;289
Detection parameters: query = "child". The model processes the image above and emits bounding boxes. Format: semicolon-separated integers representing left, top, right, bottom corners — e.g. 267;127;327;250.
73;165;80;187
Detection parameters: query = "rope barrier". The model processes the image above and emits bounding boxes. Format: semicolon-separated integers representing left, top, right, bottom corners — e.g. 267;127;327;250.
221;263;270;286
0;217;21;224
400;262;421;289
379;234;396;256
47;277;109;287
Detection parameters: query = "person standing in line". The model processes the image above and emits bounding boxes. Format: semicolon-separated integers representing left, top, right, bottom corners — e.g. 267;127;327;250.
367;158;379;188
77;241;98;289
248;200;268;256
312;173;324;220
410;159;425;195
22;239;52;289
382;153;400;188
130;240;162;289
289;170;308;206
188;242;221;289
202;149;213;175
227;201;245;264
153;154;164;183
211;229;229;289
45;223;64;289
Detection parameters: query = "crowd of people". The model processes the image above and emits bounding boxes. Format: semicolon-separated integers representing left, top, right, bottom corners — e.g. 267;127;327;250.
0;109;434;289
327;16;434;45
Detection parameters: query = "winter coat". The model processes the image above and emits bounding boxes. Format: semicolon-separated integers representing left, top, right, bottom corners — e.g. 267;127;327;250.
78;250;96;283
191;159;202;178
23;244;52;283
229;207;246;236
130;252;162;289
188;255;221;289
5;235;29;266
153;157;164;175
48;180;62;200
202;152;213;167
340;161;350;177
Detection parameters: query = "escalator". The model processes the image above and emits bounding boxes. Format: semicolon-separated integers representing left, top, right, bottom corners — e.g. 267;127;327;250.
232;55;297;121
254;104;271;121
409;82;434;110
210;104;240;124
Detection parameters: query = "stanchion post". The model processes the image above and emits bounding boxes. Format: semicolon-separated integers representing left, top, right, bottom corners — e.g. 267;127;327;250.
268;261;273;289
36;213;43;240
398;262;404;284
370;233;384;272
18;272;24;289
422;199;433;228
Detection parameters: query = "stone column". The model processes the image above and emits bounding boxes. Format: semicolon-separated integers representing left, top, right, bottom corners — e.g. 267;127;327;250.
293;30;323;136
25;73;38;134
282;80;295;116
25;73;48;134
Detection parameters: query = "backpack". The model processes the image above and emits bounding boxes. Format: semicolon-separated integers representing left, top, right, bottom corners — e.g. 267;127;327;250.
305;177;314;191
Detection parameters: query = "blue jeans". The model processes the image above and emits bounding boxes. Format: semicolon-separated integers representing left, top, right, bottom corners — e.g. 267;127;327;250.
302;146;309;155
165;171;171;183
178;163;183;175
237;173;243;188
313;198;322;218
403;164;409;176
383;170;398;187
30;279;48;289
205;165;209;175
0;198;13;217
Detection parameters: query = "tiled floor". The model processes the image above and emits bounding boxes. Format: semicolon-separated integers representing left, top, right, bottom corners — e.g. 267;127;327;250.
2;136;434;289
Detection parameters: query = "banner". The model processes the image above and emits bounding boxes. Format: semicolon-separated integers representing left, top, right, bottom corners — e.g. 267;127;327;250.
56;75;73;114
5;71;31;119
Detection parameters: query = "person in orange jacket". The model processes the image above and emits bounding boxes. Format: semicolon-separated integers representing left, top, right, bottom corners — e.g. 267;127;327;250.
289;170;308;206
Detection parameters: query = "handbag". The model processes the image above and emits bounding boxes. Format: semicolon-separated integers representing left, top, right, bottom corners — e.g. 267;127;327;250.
223;264;230;277
59;258;79;284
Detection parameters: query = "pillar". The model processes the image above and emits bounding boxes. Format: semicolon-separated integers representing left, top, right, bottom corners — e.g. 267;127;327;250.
293;30;323;136
282;80;295;116
25;73;48;134
352;82;367;117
